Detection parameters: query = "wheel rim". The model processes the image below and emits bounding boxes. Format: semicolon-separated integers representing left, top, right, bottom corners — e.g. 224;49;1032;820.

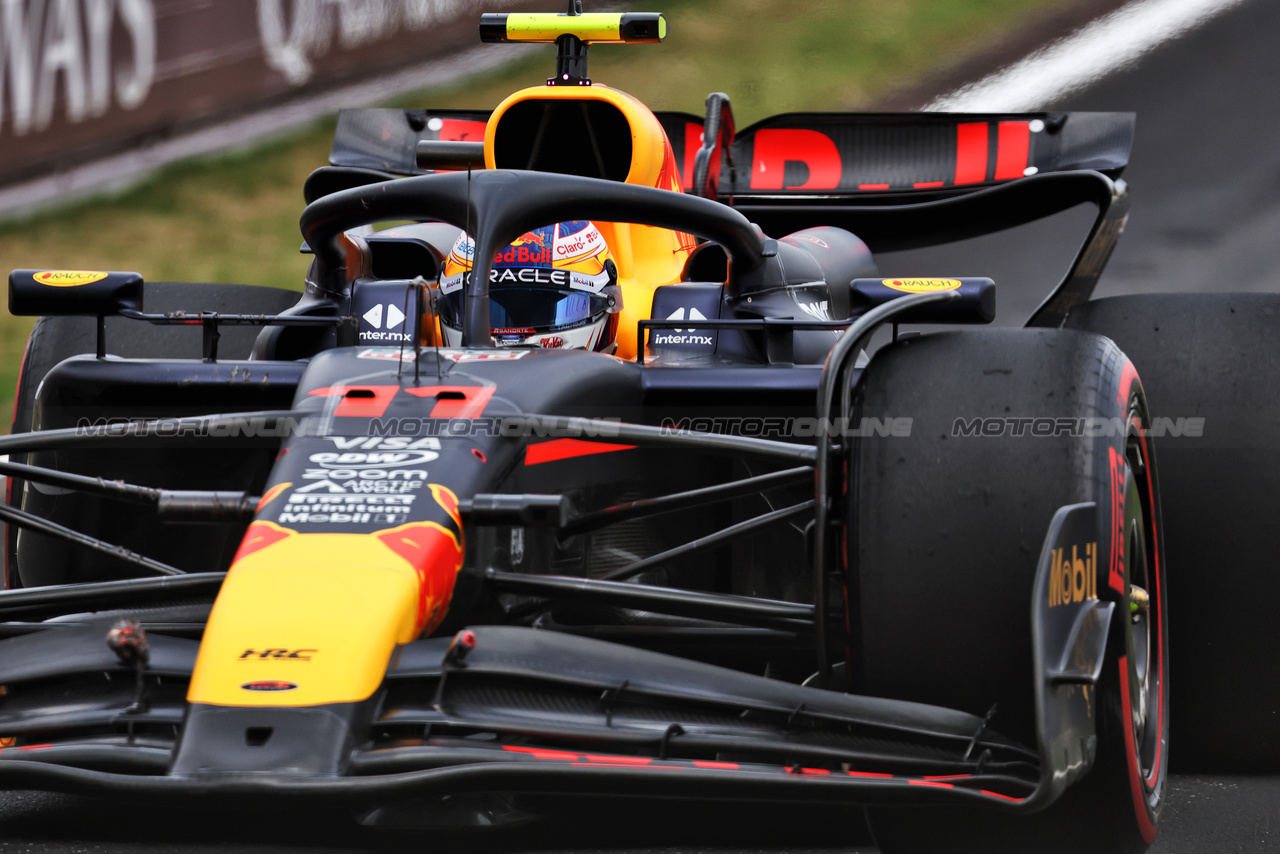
1124;407;1166;797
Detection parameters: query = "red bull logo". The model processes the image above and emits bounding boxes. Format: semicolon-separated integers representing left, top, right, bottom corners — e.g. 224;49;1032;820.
510;231;547;247
496;245;551;265
499;228;553;265
375;485;465;635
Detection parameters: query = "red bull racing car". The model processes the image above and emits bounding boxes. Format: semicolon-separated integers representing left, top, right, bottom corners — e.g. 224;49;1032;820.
2;5;1277;852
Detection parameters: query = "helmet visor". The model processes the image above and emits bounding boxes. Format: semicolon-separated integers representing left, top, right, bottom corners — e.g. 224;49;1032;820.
441;287;609;332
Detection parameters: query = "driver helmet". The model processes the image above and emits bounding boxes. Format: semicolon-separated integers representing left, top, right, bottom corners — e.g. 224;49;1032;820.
437;221;621;351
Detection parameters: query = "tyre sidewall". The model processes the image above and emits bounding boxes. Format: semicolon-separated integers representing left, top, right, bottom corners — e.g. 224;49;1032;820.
1089;356;1168;847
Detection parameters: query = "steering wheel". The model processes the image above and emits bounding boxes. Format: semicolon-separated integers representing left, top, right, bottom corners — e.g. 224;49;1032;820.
299;169;767;346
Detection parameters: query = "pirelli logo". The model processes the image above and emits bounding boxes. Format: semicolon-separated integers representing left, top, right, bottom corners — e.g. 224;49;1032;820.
1049;542;1097;607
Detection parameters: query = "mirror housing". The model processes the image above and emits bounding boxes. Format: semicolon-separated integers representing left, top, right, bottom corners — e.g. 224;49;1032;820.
9;270;143;317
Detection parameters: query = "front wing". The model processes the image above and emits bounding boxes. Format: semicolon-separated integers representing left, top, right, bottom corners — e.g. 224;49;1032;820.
0;505;1107;817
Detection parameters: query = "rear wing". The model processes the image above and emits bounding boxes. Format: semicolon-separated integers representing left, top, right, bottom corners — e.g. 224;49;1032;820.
328;108;1133;195
654;111;1134;199
328;108;1133;194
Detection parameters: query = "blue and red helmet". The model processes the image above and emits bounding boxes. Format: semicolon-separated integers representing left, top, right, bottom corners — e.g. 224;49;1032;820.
438;221;621;351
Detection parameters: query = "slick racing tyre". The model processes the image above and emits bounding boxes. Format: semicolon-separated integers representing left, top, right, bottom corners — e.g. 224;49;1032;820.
853;329;1168;854
1066;293;1280;770
5;282;299;589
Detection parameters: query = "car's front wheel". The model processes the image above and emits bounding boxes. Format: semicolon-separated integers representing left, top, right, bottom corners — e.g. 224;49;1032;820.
851;328;1168;853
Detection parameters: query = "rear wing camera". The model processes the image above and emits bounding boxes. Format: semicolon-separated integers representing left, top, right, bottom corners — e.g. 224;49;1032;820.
480;5;666;87
479;12;666;45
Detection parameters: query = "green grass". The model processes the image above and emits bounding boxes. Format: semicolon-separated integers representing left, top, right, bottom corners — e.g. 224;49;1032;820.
0;0;1080;425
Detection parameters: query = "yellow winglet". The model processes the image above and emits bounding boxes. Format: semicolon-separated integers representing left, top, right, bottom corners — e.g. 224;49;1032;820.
480;12;665;44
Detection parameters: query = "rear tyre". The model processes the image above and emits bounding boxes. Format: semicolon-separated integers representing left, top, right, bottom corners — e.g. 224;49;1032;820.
4;282;300;588
1066;293;1280;770
853;328;1167;853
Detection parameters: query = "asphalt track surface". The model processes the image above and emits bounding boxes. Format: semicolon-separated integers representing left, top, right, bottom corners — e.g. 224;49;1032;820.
2;1;1278;851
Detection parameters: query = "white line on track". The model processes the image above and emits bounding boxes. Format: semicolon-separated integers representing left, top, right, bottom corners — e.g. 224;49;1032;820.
927;0;1251;111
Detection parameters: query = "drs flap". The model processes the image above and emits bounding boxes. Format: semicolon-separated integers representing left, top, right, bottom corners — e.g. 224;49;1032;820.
9;270;143;317
655;112;1135;197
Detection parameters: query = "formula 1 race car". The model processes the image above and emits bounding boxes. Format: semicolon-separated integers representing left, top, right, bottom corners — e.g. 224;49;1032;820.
1;6;1276;853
